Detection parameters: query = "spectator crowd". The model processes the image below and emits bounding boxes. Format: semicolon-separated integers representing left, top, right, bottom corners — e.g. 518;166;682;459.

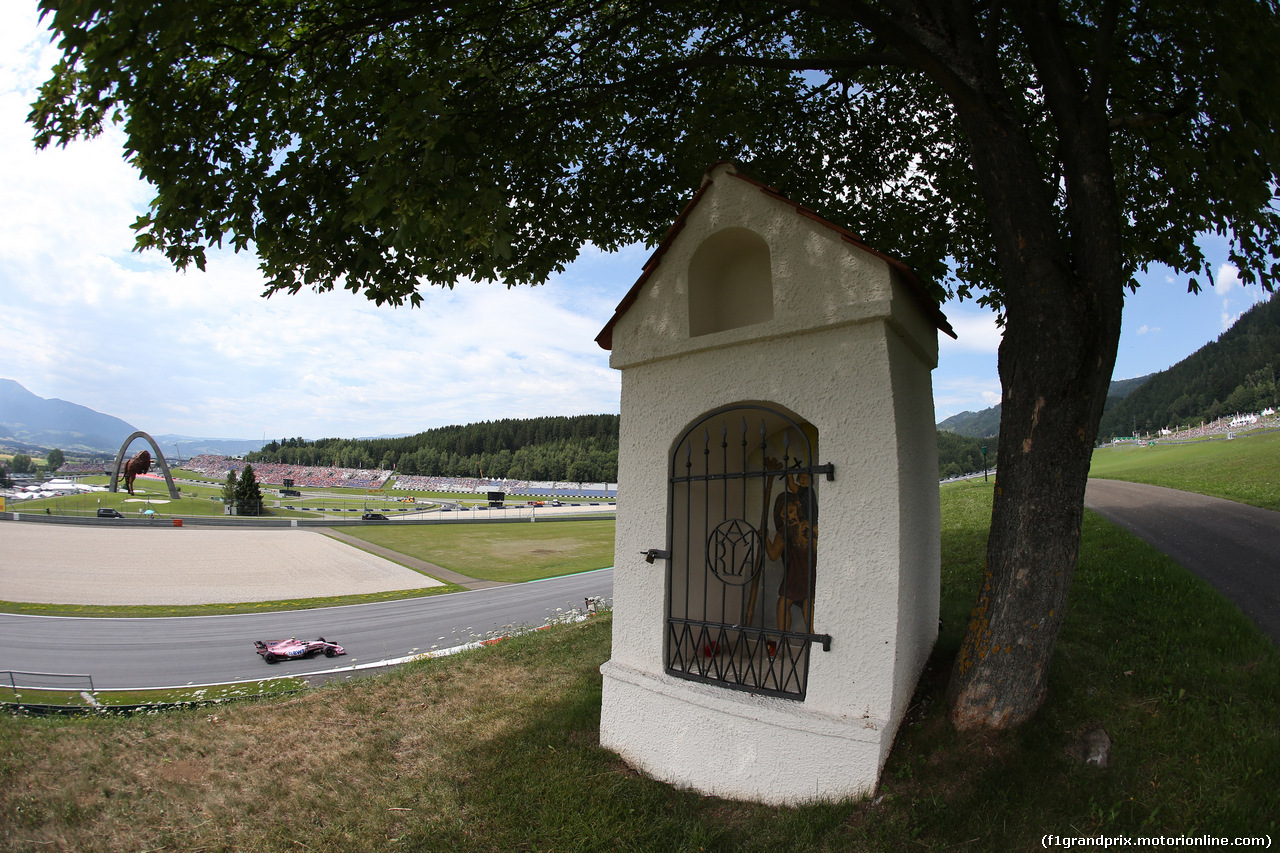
183;455;617;497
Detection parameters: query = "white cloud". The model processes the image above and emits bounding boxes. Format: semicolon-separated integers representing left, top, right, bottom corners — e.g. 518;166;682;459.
938;304;1003;353
933;375;1002;421
1215;263;1242;293
1214;262;1266;333
0;1;630;439
1135;324;1158;336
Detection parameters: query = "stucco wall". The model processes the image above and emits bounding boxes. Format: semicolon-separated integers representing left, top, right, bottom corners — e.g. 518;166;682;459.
608;167;935;372
599;163;941;804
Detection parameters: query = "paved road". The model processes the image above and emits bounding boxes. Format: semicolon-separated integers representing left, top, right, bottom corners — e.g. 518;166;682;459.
0;569;613;690
5;479;1275;690
1084;478;1280;645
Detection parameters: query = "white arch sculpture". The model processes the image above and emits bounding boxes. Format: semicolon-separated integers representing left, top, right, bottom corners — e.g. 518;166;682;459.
109;430;181;500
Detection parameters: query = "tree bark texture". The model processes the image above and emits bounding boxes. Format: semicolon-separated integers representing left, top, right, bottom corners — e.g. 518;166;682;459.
945;7;1126;729
863;1;1128;728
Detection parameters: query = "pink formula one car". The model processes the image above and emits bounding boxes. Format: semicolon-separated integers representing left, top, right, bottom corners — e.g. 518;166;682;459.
254;637;346;664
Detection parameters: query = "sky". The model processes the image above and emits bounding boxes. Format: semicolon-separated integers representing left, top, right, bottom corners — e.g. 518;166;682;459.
1;3;1272;442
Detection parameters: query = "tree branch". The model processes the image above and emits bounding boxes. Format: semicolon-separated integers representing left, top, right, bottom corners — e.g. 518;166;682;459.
1107;111;1177;131
676;50;917;74
1088;0;1120;103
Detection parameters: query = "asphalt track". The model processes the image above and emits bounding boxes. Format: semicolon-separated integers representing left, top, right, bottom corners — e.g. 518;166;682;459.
2;480;1276;690
1084;478;1280;646
0;568;614;689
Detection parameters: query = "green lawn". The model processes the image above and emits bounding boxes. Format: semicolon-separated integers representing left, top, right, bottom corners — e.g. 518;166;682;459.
2;481;1276;850
9;485;233;518
0;514;609;618
1090;429;1280;510
0;585;461;619
0;679;302;709
339;518;616;583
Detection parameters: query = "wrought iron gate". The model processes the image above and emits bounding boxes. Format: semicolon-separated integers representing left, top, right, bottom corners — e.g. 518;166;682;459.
665;404;832;700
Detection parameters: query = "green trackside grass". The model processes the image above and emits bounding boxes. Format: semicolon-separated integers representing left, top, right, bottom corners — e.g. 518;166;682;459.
1090;429;1280;510
2;481;1276;851
338;517;617;583
14;486;413;520
0;517;605;618
12;488;236;518
1;680;302;709
0;584;462;619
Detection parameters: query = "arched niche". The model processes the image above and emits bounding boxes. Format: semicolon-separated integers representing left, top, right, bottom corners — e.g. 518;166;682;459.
688;227;774;337
109;431;182;500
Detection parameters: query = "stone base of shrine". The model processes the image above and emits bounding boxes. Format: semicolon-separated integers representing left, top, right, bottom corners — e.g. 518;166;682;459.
599;660;894;806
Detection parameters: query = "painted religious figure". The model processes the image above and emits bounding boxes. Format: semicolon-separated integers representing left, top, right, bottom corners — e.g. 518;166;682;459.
765;458;818;633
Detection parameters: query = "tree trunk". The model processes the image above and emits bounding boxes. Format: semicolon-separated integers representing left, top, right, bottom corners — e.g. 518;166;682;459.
940;4;1127;728
945;270;1123;728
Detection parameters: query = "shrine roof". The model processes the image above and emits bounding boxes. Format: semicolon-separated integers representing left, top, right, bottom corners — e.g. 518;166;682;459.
595;162;955;350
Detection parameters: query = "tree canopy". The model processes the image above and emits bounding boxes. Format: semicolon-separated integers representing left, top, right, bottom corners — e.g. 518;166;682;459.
31;0;1280;730
30;1;1280;306
248;414;620;482
234;463;264;516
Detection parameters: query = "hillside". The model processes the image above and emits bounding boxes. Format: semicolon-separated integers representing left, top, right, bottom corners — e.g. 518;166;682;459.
246;415;621;483
1098;292;1280;437
0;378;136;454
937;405;1003;438
939;373;1155;439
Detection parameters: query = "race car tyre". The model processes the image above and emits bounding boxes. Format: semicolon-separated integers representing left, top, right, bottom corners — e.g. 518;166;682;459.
264;653;278;664
325;648;337;657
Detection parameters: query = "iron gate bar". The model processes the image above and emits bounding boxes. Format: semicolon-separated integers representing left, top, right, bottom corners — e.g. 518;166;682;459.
670;462;834;485
665;404;825;701
666;618;815;698
668;618;832;651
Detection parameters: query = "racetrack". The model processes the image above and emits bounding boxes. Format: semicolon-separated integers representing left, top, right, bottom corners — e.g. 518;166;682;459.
0;518;610;689
0;569;614;689
0;523;443;605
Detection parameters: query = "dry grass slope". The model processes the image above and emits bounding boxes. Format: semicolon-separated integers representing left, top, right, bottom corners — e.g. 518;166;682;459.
1;618;610;852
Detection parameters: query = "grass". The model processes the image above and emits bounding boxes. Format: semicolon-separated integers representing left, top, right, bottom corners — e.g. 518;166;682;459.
0;585;462;619
0;517;610;618
2;481;1277;851
1090;429;1280;510
338;518;617;583
13;473;613;519
0;680;303;710
9;487;235;518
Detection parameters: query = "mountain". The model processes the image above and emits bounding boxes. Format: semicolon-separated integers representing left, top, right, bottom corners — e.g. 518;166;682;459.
0;379;137;454
937;405;1002;438
938;373;1156;438
150;435;270;459
1105;375;1153;400
0;379;406;460
1098;292;1280;436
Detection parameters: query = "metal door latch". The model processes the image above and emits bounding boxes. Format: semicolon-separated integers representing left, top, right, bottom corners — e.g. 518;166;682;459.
641;548;670;564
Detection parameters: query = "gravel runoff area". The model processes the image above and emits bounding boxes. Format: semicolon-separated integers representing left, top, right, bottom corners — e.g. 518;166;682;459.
0;523;444;605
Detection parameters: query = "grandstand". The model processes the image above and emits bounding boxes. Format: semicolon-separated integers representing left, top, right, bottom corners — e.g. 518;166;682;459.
185;455;393;490
183;456;617;498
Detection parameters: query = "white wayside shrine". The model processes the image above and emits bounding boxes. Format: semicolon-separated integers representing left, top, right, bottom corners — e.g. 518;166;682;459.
595;162;955;805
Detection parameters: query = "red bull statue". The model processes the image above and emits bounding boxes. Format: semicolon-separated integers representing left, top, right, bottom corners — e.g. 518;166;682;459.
119;449;152;496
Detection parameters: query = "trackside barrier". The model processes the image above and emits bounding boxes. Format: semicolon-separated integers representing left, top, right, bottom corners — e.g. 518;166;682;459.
1;510;615;528
3;671;94;692
4;689;305;718
2;671;96;708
